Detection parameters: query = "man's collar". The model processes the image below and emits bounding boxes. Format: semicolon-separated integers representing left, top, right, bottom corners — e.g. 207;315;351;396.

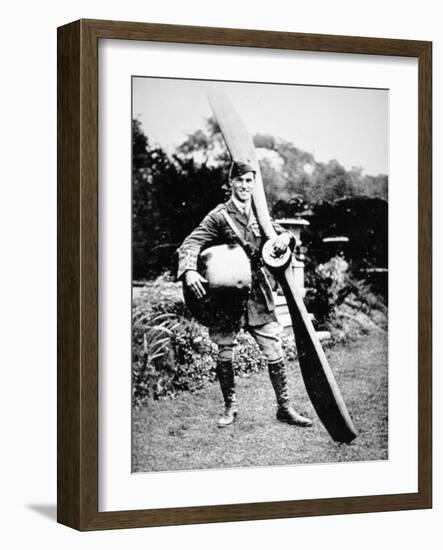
231;195;251;216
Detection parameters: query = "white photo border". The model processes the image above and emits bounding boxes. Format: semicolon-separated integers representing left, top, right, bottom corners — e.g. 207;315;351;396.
98;39;418;512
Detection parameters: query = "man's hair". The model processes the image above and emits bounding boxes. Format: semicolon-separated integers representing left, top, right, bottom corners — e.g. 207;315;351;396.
229;159;256;180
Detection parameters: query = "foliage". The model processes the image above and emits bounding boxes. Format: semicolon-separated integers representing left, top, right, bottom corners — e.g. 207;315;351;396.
233;332;267;376
254;134;388;208
305;255;387;342
132;276;271;407
132;119;227;279
132;312;181;404
303;197;388;273
132;270;387;407
176;116;230;166
272;196;308;219
132;117;389;405
132;118;388;280
132;278;185;404
167;319;217;394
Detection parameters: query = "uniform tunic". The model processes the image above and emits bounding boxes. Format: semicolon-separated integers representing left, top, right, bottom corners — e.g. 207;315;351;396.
177;198;289;327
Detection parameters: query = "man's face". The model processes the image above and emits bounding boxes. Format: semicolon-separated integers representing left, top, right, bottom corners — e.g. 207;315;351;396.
230;172;255;203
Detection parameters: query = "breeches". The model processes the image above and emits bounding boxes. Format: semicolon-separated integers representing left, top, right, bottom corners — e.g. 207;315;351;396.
209;321;283;363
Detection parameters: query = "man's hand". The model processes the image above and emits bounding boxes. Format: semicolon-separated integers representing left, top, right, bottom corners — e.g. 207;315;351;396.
272;232;291;255
184;270;208;299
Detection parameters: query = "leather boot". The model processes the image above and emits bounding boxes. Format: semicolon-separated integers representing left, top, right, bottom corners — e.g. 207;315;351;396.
268;359;312;427
216;359;238;428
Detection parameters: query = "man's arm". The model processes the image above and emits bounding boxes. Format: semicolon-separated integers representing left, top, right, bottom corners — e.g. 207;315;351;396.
177;209;220;280
270;221;295;254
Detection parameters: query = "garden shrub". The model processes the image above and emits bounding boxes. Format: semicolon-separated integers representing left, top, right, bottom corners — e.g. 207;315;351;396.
305;255;387;343
133;275;271;406
133;268;387;407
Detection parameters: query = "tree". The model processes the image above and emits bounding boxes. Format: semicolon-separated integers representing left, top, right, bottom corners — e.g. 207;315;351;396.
176;116;230;166
304;197;388;271
132;117;389;280
132;119;227;279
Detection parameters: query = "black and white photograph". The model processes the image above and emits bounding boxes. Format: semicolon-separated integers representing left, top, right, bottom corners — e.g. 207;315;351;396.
131;76;389;473
1;0;436;541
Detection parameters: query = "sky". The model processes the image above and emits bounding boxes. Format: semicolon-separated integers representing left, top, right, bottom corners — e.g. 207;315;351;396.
133;76;389;177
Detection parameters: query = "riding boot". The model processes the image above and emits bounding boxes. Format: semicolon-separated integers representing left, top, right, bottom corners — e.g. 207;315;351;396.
267;359;312;427
216;359;238;428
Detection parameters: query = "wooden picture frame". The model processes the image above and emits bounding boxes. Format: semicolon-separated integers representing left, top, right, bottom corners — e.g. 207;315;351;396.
57;18;432;530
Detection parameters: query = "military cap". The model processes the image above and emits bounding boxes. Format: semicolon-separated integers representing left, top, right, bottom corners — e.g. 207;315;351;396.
229;159;256;180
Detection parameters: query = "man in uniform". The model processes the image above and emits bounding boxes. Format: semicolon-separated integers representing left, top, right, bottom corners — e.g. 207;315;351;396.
177;160;312;429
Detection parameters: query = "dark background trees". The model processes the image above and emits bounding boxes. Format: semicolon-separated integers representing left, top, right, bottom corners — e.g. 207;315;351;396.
132;119;227;278
132;117;388;281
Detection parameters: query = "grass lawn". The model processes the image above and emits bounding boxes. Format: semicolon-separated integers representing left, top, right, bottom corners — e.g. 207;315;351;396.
132;331;388;472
